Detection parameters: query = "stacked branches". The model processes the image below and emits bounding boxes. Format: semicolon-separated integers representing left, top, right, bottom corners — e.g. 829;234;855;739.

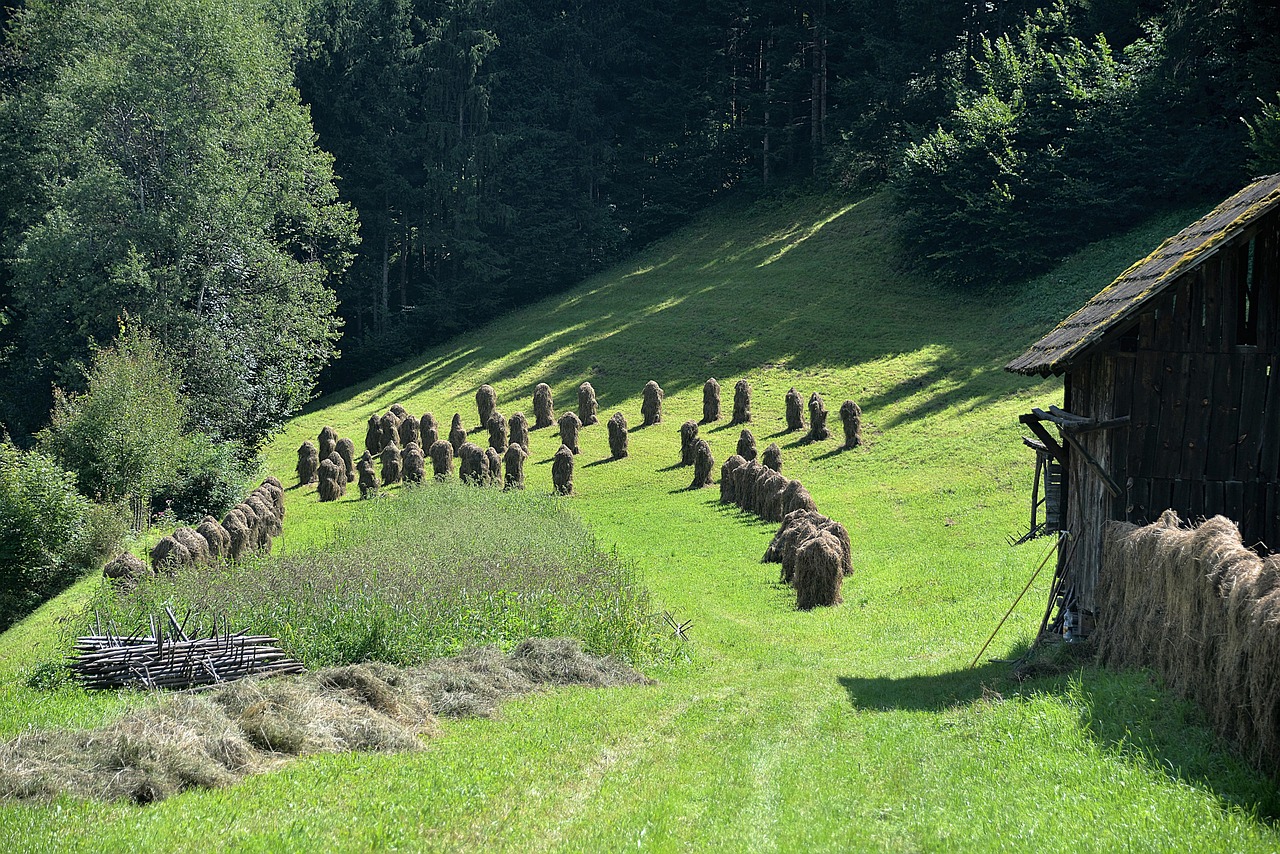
1097;513;1280;772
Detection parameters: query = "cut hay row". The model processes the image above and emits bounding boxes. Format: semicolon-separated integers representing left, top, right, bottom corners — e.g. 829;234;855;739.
1096;511;1280;772
2;638;649;805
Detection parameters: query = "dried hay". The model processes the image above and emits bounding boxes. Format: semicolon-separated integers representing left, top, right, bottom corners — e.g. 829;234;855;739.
357;453;379;498
222;509;252;560
322;453;348;498
503;443;527;490
104;552;148;583
552;445;575;495
1096;512;1280;772
509;411;530;451
732;379;751;424
318;426;337;460
389;404;409;420
150;536;191;572
807;392;830;441
558;411;582;455
754;470;788;522
258;480;285;520
763;509;824;583
736;428;757;462
487;411;508;452
703;378;721;423
335;437;356;481
429;440;454;480
475;384;498;428
398;415;421;451
485;447;503;485
365;414;381;455
317;460;343;503
762;442;782;473
719;454;746;504
379;444;403;486
449;413;467;454
780;479;817;518
403;442;426;484
578;382;599;426
420;413;439;449
607;411;629;458
533;383;555;428
689;439;714;489
458;442;486;485
793;530;844;610
378;413;401;452
734;460;766;512
839;400;863;449
641;380;664;426
296;440;319;485
785;387;805;432
171;527;210;565
679;420;699;466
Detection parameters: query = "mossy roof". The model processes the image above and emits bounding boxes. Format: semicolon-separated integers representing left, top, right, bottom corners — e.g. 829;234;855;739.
1006;174;1280;377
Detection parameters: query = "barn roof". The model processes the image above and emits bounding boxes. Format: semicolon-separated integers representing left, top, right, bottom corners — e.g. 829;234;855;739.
1006;173;1280;376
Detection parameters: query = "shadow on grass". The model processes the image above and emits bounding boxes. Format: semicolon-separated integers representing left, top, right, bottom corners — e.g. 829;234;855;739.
841;661;1280;822
582;456;622;468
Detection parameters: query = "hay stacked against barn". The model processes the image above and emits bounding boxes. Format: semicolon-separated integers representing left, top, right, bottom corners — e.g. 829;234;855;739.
1097;512;1280;772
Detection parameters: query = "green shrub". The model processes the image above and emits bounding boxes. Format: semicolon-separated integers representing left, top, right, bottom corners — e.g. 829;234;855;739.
0;443;124;630
95;482;669;667
150;434;258;524
1246;94;1280;174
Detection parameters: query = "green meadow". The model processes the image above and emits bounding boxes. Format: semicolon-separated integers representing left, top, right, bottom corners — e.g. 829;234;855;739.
3;191;1278;851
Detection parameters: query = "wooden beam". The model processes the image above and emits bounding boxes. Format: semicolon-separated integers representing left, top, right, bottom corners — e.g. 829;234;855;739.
1060;430;1122;498
1020;413;1066;465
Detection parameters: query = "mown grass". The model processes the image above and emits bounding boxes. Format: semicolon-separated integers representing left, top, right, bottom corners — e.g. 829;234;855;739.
3;190;1279;851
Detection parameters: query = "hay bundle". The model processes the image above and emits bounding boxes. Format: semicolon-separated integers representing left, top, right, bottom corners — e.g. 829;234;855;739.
780;479;818;518
317;459;343;502
196;517;231;559
485;447;503;485
679;420;699;466
324;452;348;494
840;399;863;449
296;441;319;485
817;516;853;576
259;480;285;521
578;382;599;426
793;530;845;610
365;415;381;455
719;454;746;504
486;412;508;452
357;452;379;498
378;413;401;451
755;470;788;522
608;411;628;458
448;413;467;454
475;384;497;428
689;439;714;489
508;412;530;451
641;380;664;426
335;438;356;481
732;379;751;424
532;383;555;428
429;440;454;480
763;510;824;583
734;460;766;512
503;443;527;490
319;426;337;460
420;413;439;449
380;443;403;485
150;536;191;572
221;508;252;560
403;442;426;484
807;392;830;440
458;442;486;485
559;411;582;455
103;552;148;583
234;500;265;551
703;378;721;423
389;403;409;420
247;493;279;548
552;445;575;495
399;415;421;451
785;387;805;432
736;428;757;462
762;442;782;473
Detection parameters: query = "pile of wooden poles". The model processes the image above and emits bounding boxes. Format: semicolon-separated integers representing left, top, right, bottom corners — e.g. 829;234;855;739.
71;608;304;690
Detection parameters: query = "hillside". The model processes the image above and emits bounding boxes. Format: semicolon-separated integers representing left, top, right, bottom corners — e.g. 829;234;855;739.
5;191;1279;850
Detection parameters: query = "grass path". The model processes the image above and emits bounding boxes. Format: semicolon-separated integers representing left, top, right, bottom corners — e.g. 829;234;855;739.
4;192;1280;850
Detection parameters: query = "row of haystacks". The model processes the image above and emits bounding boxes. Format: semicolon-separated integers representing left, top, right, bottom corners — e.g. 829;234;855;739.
762;509;853;610
1097;511;1280;772
1;638;650;805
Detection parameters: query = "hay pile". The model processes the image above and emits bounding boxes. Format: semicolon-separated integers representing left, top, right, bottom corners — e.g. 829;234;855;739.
317;458;344;502
558;411;582;455
365;415;382;455
296;440;319;485
578;382;599;426
485;447;503;485
807;392;830;441
319;426;337;460
607;411;628;458
785;387;805;432
839;399;862;449
689;439;713;489
1097;512;1280;770
448;413;467;454
762;508;853;609
503;443;527;489
719;456;817;525
732;379;751;424
380;443;403;485
508;412;530;451
552;445;575;495
421;413;439;450
357;452;379;497
0;639;650;805
335;438;356;481
762;442;782;473
403;442;426;484
679;420;699;466
703;378;721;423
378;413;400;451
458;442;486;485
429;439;454;480
736;428;757;462
641;380;664;425
137;481;284;573
532;383;555;428
398;414;421;450
475;384;497;428
487;411;508;452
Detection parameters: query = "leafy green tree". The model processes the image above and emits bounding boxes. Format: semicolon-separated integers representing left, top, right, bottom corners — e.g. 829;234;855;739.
0;0;357;446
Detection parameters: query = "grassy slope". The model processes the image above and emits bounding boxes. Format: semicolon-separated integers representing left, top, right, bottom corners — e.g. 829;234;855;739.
4;191;1279;850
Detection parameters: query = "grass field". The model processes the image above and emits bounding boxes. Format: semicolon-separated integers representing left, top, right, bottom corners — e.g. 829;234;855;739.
4;190;1279;850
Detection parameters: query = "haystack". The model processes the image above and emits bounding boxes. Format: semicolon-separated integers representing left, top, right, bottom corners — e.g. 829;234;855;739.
317;459;343;502
380;443;403;485
503;443;527;490
296;441;319;485
195;517;231;559
608;411;628;458
762;442;782;473
578;382;599;426
641;380;664;426
793;530;844;610
552;445;575;495
357;453;379;498
679;420;699;466
475;384;497;428
378;413;401;451
103;552;148;583
807;392;830;440
785;387;805;432
719;454;746;504
221;508;252;560
365;414;381;455
420;413;439;449
736;428;757;462
732;379;751;424
533;383;555;428
839;400;863;449
486;412;508;452
335;438;356;481
703;378;721;423
458;442;486;485
508;412;530;451
690;439;714;489
448;413;467;454
318;426;337;460
398;415;421;451
403;442;426;484
429;440;454;480
151;536;192;572
389;404;409;420
779;479;818;518
559;411;582;455
485;447;503;485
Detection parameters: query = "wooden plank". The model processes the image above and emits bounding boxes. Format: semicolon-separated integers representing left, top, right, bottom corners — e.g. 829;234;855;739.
1226;480;1245;528
1204;355;1235;480
1155;287;1176;347
1020;414;1066;465
1188;268;1207;353
1203;259;1224;353
1234;351;1266;480
1222;245;1242;347
1204;479;1227;521
1135;351;1164;478
1139;307;1157;351
1174;278;1196;349
1172;478;1191;520
1159;353;1192;479
1258;221;1279;350
1129;477;1150;523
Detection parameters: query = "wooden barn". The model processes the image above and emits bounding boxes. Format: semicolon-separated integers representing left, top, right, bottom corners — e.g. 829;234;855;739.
1006;173;1280;637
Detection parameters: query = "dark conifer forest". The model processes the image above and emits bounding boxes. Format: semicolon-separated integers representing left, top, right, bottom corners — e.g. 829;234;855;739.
2;0;1279;445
